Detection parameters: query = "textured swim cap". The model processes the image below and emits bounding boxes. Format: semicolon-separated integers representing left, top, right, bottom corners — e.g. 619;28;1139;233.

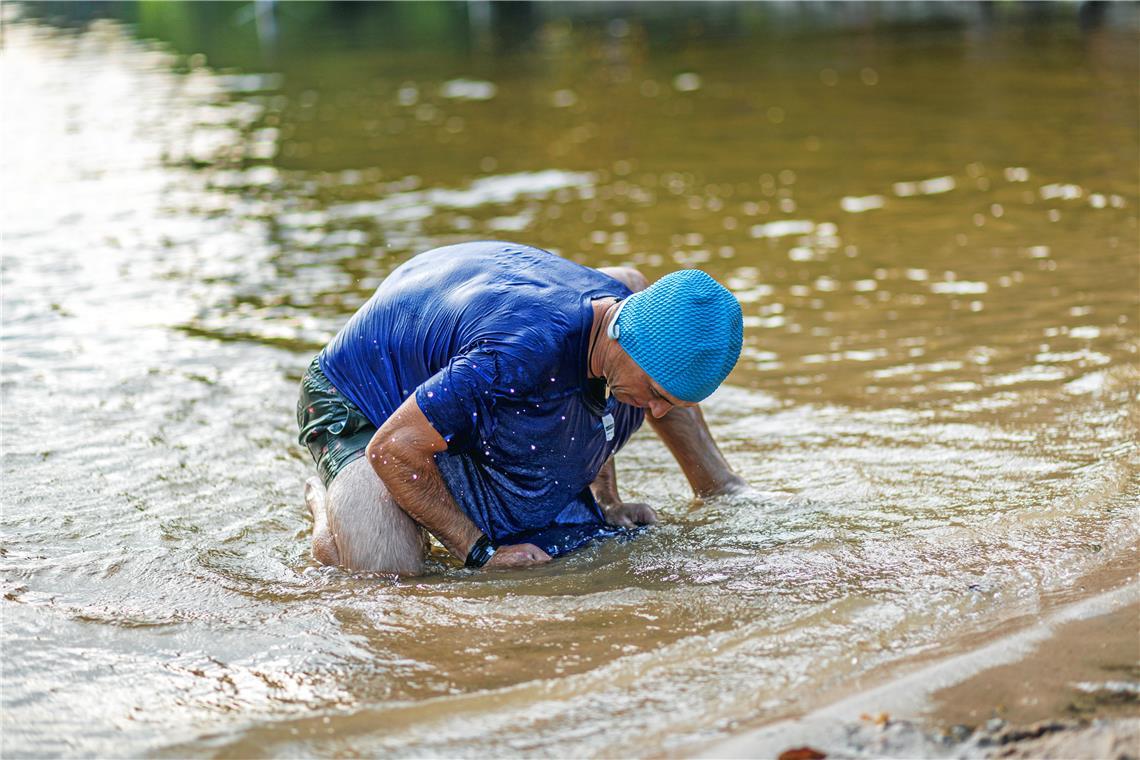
610;269;743;403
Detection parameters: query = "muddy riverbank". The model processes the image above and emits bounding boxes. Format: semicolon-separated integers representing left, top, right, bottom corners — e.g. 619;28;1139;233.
707;552;1140;758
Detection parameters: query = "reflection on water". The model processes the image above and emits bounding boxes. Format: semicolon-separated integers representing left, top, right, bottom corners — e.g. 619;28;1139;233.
2;3;1138;757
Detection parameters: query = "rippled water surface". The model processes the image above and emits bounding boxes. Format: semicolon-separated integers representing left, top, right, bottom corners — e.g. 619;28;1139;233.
2;4;1138;756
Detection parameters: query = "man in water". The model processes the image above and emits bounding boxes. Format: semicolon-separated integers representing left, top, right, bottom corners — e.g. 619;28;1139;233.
297;240;746;573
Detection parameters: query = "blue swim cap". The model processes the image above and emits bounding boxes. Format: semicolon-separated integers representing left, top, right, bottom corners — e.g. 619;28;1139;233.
609;270;743;403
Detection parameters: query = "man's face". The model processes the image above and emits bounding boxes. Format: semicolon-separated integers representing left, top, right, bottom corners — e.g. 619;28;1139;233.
606;347;696;418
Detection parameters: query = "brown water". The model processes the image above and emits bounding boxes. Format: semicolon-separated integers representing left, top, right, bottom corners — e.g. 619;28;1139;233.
2;5;1138;757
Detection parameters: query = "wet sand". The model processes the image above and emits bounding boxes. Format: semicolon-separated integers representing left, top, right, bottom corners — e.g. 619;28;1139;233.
917;600;1139;760
930;600;1139;728
705;553;1140;758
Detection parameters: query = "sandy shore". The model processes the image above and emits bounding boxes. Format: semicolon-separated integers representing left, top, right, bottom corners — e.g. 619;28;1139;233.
705;557;1139;759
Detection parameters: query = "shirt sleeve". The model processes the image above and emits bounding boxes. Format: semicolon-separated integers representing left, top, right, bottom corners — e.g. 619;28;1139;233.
414;346;509;452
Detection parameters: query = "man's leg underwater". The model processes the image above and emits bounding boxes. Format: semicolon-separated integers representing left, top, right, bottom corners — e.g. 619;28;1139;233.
597;265;748;498
306;457;426;574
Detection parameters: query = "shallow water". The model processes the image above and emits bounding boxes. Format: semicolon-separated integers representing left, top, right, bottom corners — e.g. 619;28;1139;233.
2;4;1138;756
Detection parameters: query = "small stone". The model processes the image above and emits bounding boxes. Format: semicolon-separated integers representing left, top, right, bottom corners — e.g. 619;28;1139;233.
948;724;973;742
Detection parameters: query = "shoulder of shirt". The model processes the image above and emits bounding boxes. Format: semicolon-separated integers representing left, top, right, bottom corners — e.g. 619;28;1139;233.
461;322;570;397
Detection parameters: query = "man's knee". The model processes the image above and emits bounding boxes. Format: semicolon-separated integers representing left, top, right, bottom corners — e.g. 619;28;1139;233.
326;458;425;575
598;266;649;294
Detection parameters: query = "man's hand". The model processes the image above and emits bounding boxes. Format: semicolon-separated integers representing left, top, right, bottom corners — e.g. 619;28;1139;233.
484;543;551;569
591;457;657;529
602;502;658;529
702;474;753;498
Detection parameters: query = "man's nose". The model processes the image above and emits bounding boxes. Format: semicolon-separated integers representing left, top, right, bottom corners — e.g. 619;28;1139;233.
648;399;671;418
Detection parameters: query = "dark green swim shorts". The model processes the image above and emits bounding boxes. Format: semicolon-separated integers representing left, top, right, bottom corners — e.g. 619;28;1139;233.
297;356;377;487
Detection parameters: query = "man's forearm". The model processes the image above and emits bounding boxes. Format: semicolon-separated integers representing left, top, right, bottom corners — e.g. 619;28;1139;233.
368;430;482;561
590;456;621;507
647;405;744;496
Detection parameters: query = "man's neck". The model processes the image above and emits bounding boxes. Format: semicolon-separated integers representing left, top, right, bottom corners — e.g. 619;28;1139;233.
588;298;618;379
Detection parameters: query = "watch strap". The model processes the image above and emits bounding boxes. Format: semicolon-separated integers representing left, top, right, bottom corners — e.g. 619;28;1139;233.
464;534;496;568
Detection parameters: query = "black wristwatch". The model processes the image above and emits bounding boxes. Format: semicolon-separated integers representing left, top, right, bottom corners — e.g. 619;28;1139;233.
464;534;497;568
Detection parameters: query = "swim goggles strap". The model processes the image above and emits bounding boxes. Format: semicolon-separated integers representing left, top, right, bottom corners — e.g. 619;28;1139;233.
606;298;627;340
464;534;497;568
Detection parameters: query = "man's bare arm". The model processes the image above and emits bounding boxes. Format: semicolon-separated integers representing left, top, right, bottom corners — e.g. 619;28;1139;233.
589;455;657;528
367;394;550;568
646;405;747;497
590;456;621;508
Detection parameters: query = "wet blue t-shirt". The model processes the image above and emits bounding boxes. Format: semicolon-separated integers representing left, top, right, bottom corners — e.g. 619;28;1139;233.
318;241;644;552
